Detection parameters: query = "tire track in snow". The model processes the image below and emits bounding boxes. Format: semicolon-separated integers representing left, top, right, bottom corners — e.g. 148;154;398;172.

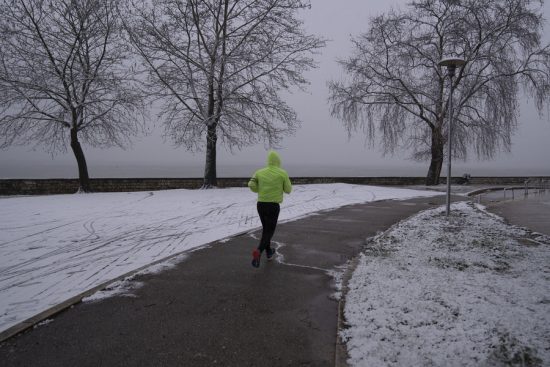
0;220;82;248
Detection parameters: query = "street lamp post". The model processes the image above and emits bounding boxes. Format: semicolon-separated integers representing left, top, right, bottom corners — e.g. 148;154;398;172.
439;57;465;217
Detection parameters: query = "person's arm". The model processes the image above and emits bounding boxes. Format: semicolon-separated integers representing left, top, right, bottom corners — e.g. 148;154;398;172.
248;173;259;193
283;174;292;194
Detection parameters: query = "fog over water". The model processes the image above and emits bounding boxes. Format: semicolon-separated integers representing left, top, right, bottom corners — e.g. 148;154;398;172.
1;1;549;179
2;160;546;179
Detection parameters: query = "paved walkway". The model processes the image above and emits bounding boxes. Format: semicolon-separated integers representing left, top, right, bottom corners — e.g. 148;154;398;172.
0;195;451;367
0;184;439;338
483;190;550;236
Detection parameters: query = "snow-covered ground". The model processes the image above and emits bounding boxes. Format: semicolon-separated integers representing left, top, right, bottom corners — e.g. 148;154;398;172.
0;183;440;335
343;201;550;367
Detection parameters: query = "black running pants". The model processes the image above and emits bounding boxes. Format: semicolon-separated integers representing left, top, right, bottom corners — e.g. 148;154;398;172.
256;202;280;253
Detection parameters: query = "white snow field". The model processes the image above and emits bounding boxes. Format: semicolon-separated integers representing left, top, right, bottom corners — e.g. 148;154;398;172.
343;201;550;367
0;183;440;335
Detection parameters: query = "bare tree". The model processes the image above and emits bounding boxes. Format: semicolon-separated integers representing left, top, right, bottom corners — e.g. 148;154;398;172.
329;0;550;185
0;0;145;192
123;0;325;188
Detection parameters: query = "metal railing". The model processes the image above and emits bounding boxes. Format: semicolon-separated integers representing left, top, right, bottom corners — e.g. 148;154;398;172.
524;178;549;196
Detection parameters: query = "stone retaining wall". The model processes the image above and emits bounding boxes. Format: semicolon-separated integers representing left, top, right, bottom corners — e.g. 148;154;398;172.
0;176;548;196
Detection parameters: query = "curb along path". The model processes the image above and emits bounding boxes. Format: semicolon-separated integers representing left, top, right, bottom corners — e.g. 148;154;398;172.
1;195;449;367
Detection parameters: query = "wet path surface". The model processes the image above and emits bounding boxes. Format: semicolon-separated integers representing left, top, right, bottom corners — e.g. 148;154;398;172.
484;190;550;236
0;196;450;367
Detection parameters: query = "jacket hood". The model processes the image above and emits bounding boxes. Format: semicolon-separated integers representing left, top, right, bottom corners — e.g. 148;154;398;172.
266;150;281;167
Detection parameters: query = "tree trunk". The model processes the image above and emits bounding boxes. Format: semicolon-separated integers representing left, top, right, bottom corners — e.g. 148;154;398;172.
203;124;217;188
426;127;444;186
70;128;91;192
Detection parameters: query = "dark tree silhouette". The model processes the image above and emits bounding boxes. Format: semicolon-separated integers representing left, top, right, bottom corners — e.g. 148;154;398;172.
0;0;144;192
329;0;550;185
124;0;325;188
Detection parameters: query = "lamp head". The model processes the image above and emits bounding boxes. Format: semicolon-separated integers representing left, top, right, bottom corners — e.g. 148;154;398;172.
439;57;466;78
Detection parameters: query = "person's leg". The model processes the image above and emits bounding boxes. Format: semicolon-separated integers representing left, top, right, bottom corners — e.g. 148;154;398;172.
257;202;269;253
256;201;267;228
264;203;280;260
253;202;280;267
252;202;270;267
259;203;280;253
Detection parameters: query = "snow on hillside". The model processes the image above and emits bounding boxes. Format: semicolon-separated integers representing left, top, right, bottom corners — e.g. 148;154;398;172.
343;201;550;366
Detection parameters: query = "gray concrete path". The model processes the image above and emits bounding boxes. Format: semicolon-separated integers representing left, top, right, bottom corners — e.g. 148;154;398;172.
0;195;451;367
484;191;550;236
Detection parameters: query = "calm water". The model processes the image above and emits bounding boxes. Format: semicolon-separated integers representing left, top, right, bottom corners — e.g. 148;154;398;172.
1;162;548;179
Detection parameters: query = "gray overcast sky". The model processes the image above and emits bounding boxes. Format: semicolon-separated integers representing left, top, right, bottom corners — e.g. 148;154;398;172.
1;0;549;178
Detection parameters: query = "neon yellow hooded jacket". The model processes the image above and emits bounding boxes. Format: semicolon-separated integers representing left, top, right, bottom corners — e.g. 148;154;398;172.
248;151;292;203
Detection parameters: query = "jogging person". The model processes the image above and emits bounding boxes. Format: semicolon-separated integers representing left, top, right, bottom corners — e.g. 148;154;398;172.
248;150;292;268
